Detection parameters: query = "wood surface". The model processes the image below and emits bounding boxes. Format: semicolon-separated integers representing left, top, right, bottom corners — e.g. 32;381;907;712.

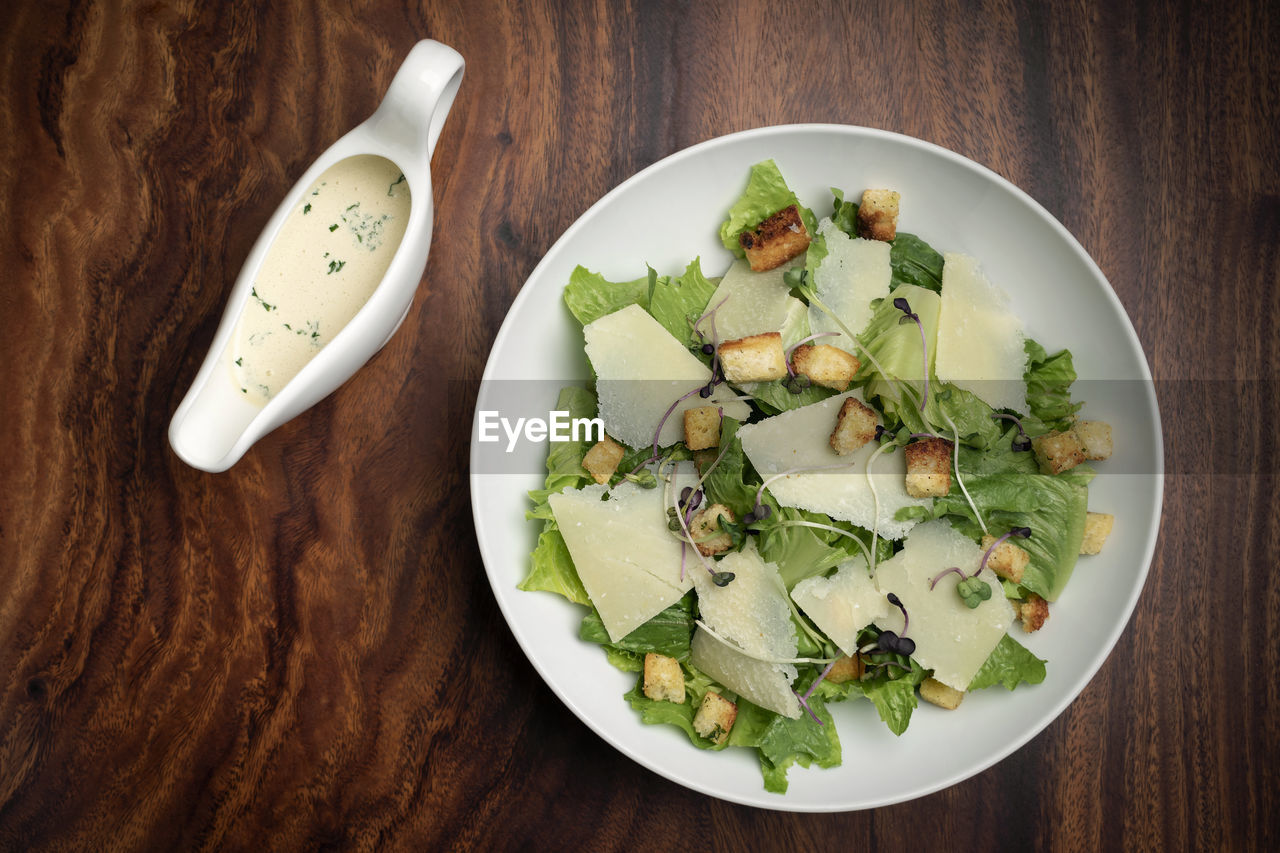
1;0;1277;849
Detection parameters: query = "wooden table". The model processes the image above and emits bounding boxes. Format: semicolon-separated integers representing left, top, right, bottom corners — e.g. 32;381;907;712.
2;0;1276;848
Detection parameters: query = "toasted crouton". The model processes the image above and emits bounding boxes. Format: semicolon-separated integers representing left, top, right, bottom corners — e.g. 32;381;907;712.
738;204;811;271
1017;593;1049;632
1080;512;1114;555
980;534;1030;583
719;332;788;382
830;397;878;456
693;691;738;744
920;677;964;710
683;405;721;451
824;655;864;684
1032;429;1086;475
1073;420;1113;461
792;344;860;391
857;189;901;242
582;435;624;484
904;437;953;498
689;503;734;556
642;653;685;703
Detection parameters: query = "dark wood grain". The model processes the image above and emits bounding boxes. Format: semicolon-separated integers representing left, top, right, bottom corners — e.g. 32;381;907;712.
0;0;1276;849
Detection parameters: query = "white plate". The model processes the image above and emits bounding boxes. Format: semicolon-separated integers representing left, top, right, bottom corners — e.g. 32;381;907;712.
469;124;1163;811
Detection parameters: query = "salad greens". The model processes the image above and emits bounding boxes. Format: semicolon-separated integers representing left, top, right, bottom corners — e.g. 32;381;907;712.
522;162;1108;794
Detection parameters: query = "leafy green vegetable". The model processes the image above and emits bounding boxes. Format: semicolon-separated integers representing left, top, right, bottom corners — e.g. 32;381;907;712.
563;265;656;327
828;187;859;235
853;283;940;412
728;695;842;794
896;470;1090;601
968;634;1047;690
580;595;696;661
718;159;818;258
889;233;945;293
1024;339;1082;431
648;257;719;346
623;664;729;751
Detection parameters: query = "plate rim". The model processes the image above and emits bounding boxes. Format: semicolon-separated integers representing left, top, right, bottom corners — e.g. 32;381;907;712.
469;122;1164;812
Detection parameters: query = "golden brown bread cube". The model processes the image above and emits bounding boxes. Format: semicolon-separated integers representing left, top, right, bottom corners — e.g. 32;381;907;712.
824;655;864;684
980;534;1031;584
1073;420;1113;461
1080;511;1115;555
791;344;860;392
582;435;625;484
830;397;879;456
904;437;953;498
689;503;735;556
919;677;964;710
1017;594;1050;632
683;405;721;451
693;691;738;744
738;204;811;271
642;653;685;703
1032;429;1086;475
857;189;901;242
718;332;788;382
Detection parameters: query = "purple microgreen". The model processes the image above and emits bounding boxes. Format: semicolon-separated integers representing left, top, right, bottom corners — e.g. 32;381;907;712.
886;592;910;636
679;543;687;582
909;432;936;440
929;565;966;590
792;689;823;725
861;659;914;681
892;297;930;412
978;526;1033;575
991;413;1033;451
711;571;735;587
692;295;731;341
802;658;841;705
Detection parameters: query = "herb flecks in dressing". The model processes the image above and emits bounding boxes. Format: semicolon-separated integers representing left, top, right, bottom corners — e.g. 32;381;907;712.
230;155;410;404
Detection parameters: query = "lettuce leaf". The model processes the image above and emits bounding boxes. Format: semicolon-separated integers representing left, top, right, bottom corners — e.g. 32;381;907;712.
622;663;729;750
580;595;695;662
719;159;818;257
1024;339;1082;430
968;634;1047;690
853;283;940;411
728;694;842;794
889;233;945;294
563;265;656;327
647;257;719;346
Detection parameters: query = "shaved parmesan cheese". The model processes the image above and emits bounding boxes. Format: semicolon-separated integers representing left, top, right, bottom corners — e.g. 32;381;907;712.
583;304;750;448
737;391;929;540
873;520;1014;691
791;557;889;656
935;253;1028;413
808;220;891;353
548;482;692;643
703;258;807;344
690;543;800;718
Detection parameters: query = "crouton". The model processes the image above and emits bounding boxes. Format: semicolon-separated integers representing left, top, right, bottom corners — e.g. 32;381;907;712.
689;503;734;556
824;655;864;684
1073;420;1113;461
642;653;685;703
1017;593;1049;632
980;534;1030;584
919;677;964;710
791;344;860;392
738;204;811;271
1032;429;1086;475
683;405;721;451
904;437;953;498
1080;511;1114;555
693;691;738;745
718;332;788;382
830;397;878;456
857;189;901;242
582;435;625;484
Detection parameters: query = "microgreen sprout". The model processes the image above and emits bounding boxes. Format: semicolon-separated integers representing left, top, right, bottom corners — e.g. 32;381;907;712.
623;470;658;489
893;297;929;412
991;413;1033;451
782;373;812;395
793;689;823;725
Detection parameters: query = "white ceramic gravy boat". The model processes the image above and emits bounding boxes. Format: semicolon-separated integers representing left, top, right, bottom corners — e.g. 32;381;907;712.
169;40;463;472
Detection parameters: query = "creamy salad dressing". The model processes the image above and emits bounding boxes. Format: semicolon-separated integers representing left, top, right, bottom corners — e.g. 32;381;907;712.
230;155;411;404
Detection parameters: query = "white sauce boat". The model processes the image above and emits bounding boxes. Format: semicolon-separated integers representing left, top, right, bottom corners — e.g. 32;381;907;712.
169;40;464;472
